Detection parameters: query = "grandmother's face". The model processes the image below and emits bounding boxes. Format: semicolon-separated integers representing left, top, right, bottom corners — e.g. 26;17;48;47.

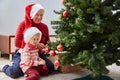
32;9;44;24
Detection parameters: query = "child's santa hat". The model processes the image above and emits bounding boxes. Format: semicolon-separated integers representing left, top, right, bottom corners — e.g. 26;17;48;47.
25;3;44;29
24;27;42;43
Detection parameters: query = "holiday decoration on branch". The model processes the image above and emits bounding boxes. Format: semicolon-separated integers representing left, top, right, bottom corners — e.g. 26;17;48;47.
54;60;61;70
49;50;56;56
63;10;69;17
57;44;64;52
54;60;61;67
50;0;120;78
44;47;50;53
62;0;66;5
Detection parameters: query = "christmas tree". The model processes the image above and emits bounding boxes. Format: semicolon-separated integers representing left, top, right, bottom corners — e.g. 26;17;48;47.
50;0;120;78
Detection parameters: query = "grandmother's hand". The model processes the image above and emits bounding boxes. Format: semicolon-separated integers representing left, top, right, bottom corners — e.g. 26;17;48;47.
37;43;46;50
39;59;46;65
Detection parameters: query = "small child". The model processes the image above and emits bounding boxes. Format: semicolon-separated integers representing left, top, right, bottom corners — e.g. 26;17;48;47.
19;27;48;80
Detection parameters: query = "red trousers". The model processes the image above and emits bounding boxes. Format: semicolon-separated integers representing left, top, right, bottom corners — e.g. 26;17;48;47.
25;65;48;80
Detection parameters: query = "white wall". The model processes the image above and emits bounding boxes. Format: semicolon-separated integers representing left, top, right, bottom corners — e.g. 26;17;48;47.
0;0;63;35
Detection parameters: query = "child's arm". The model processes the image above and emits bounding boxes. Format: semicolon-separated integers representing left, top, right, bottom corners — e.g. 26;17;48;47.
29;57;46;66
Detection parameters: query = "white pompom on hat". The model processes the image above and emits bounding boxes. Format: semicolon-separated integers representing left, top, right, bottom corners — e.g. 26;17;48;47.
24;27;42;43
30;4;44;19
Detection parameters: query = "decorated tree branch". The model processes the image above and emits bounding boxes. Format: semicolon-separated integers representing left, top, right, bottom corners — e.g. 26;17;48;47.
49;0;120;78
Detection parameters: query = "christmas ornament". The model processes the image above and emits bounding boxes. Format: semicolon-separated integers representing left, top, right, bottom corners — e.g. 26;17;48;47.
54;60;60;67
49;50;56;56
44;47;50;53
63;11;69;17
62;0;65;5
57;44;64;52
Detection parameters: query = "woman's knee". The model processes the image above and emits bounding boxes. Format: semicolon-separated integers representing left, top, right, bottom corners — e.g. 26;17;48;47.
46;60;55;73
3;65;23;78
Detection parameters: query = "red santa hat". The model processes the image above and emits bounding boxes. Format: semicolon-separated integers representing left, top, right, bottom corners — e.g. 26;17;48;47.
30;4;44;19
25;3;44;29
24;27;42;43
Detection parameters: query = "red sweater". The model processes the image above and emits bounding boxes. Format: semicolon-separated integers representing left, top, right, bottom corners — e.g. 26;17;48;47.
15;20;49;49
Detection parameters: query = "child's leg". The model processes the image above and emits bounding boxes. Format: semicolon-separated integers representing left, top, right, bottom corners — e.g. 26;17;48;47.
25;67;40;80
37;65;48;76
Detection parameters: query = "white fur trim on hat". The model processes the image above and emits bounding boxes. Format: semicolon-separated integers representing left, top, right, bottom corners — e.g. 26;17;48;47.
30;4;44;19
24;27;42;43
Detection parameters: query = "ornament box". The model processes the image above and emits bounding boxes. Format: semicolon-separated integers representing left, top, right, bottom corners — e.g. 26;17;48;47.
47;54;86;73
58;64;86;73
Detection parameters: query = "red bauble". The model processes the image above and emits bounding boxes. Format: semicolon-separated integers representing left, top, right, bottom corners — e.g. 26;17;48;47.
49;50;56;56
57;44;64;52
62;0;65;5
44;47;50;53
54;60;60;67
63;11;69;17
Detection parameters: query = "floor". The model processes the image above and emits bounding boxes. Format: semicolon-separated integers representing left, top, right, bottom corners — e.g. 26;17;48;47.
0;56;120;80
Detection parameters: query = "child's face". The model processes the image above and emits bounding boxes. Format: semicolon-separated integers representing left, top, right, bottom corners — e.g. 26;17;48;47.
29;33;40;46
